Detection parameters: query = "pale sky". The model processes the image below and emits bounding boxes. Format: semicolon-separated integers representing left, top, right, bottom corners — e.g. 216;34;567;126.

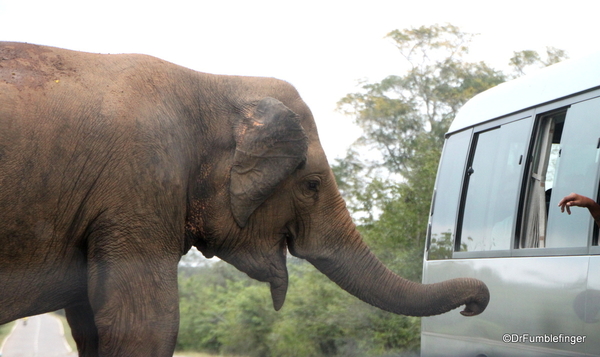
1;0;598;160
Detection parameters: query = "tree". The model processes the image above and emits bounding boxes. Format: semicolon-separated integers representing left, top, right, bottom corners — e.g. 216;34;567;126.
338;24;505;179
509;46;569;77
177;261;277;356
335;24;507;229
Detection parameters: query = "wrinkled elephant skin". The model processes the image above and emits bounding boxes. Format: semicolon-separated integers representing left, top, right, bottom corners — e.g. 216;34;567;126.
0;42;489;356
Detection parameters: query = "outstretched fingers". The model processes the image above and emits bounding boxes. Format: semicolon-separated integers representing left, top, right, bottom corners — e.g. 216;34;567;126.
558;192;593;214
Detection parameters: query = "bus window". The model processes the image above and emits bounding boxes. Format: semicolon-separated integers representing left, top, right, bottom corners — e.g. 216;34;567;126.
520;111;565;248
544;98;600;248
520;98;600;249
457;118;531;252
427;129;471;260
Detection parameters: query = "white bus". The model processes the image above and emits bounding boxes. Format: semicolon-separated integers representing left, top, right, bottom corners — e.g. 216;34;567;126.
421;52;600;356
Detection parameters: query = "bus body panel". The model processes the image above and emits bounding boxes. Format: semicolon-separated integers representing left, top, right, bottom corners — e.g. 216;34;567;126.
584;256;600;354
422;257;590;356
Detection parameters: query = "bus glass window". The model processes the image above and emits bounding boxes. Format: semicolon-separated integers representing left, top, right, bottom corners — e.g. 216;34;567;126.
520;111;565;248
544;99;600;248
458;118;531;252
428;130;471;260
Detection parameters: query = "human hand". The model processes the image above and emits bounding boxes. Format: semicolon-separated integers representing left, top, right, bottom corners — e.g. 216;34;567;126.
558;193;595;215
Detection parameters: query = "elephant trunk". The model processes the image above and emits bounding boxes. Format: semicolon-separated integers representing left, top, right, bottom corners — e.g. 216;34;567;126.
310;243;489;316
295;203;489;317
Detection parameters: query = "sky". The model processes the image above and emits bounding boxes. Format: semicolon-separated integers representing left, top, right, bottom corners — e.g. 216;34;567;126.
1;0;598;161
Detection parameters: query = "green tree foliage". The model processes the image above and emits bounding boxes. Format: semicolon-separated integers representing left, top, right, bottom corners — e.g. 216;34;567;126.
176;24;568;357
177;261;278;356
177;259;419;357
336;24;505;216
509;46;569;77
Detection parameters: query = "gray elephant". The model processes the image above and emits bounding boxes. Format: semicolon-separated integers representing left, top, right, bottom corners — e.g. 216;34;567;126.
0;42;489;356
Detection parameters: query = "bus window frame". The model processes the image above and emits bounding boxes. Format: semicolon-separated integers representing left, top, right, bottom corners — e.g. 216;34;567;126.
452;111;533;259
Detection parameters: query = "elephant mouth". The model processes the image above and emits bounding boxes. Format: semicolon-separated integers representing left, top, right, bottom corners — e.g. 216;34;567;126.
219;232;291;311
233;234;289;311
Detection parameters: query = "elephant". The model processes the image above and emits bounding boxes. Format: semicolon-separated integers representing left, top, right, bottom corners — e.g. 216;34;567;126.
0;42;489;356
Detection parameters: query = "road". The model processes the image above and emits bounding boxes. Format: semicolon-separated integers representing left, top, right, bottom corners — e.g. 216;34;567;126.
0;314;75;357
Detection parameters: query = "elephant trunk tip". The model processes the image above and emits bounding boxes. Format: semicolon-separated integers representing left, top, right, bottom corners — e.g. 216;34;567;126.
458;279;490;317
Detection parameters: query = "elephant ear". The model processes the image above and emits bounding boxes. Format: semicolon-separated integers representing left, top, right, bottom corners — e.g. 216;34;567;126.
230;97;308;227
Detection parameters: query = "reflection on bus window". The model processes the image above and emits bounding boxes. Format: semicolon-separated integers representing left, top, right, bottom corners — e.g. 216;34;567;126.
544;99;600;248
427;130;470;260
457;118;531;252
521;111;565;248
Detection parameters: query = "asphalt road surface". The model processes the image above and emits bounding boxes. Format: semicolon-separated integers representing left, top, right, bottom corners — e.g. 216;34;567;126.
0;314;75;357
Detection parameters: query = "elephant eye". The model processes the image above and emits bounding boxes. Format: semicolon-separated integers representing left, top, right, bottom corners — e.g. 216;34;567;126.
301;176;321;197
307;180;320;192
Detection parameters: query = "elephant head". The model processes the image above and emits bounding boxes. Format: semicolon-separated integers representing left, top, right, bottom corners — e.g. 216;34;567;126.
187;93;489;317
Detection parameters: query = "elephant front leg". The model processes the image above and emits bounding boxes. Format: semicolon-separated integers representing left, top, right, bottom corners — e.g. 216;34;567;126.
66;301;99;357
87;250;181;356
